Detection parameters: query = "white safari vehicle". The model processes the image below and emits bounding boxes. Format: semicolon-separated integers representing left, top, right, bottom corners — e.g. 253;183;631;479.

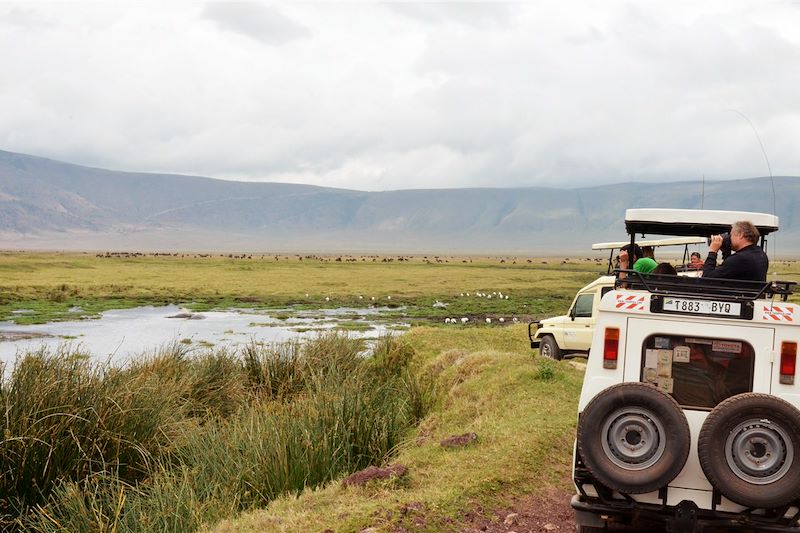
529;237;705;360
573;209;800;533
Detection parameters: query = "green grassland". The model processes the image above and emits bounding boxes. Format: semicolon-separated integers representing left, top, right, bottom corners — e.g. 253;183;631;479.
2;251;798;325
0;252;608;324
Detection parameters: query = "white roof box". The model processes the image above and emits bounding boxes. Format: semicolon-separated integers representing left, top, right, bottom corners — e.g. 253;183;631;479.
625;209;779;237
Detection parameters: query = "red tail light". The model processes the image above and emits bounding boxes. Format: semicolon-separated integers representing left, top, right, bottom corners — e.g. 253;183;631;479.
780;342;797;385
603;328;620;369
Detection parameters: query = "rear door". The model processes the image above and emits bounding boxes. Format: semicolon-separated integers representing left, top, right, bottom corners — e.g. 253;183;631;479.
623;317;774;492
622;317;774;399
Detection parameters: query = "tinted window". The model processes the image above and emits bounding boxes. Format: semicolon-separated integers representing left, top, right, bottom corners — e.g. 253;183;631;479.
640;334;754;410
573;294;594;318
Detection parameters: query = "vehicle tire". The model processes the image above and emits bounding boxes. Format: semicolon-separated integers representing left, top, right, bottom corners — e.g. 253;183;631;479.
539;335;563;360
698;393;800;508
577;382;691;494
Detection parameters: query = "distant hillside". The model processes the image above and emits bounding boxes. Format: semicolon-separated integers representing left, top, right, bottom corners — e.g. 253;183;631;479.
1;149;798;253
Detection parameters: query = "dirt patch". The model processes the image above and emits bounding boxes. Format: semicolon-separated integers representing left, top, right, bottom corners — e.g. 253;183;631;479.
342;464;408;488
440;433;478;448
456;487;575;533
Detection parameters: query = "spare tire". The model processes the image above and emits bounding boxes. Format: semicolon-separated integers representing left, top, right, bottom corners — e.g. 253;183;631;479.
577;382;691;494
698;393;800;508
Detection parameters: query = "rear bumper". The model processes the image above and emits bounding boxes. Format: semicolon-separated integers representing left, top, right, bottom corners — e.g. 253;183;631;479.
572;494;800;532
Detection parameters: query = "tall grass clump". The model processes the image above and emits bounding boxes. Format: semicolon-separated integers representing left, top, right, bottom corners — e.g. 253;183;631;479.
9;332;435;532
0;347;183;527
242;340;306;400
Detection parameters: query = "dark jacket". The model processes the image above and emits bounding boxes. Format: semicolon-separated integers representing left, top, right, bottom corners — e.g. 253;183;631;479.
702;243;768;281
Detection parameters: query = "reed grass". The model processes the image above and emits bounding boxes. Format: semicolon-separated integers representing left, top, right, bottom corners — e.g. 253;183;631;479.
1;333;432;532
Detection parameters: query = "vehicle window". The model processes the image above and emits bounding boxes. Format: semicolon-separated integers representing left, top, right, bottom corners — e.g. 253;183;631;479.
573;294;594;318
640;334;754;410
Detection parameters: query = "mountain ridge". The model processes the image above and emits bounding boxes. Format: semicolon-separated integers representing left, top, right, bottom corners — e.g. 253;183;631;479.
1;149;797;253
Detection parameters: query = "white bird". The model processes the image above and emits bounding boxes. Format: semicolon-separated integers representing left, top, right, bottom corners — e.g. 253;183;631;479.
487;295;492;299
387;295;391;300
444;318;451;324
460;293;464;297
461;317;469;323
305;293;309;298
325;297;330;302
513;317;519;323
466;292;470;296
505;295;509;300
499;317;505;323
485;317;491;323
371;296;376;301
358;295;363;299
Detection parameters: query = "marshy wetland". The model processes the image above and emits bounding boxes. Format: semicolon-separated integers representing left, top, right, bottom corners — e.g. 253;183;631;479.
2;251;799;532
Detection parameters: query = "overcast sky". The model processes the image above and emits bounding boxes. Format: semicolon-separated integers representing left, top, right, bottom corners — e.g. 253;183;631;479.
1;1;799;191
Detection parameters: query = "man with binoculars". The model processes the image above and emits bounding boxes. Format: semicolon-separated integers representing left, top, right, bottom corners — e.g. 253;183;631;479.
703;220;769;281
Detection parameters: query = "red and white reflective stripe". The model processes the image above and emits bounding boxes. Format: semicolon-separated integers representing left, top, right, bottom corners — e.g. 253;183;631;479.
763;305;795;322
615;294;645;311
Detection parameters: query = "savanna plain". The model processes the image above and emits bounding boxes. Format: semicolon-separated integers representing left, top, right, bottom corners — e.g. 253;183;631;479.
2;252;799;532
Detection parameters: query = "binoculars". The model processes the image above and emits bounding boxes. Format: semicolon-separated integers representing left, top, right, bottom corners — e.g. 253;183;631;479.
708;232;733;258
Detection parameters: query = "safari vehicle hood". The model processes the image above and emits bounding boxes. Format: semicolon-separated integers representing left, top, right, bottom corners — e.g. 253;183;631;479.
539;315;571;328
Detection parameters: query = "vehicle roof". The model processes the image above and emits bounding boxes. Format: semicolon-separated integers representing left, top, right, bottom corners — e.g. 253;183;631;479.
591;236;706;250
625;208;779;237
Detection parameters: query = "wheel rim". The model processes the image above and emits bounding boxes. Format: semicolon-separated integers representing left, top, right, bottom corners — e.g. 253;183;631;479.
601;407;666;470
541;341;553;358
725;418;794;484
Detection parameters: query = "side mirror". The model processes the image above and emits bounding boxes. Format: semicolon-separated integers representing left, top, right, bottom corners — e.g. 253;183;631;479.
569;307;576;321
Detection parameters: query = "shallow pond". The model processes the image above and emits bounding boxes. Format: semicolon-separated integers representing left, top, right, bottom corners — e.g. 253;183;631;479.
0;305;408;367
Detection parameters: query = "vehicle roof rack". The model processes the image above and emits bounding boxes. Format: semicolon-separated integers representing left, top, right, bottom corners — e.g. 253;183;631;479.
615;270;796;302
625;209;779;237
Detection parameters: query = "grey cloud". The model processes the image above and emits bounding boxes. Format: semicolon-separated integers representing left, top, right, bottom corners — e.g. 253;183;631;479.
202;2;311;45
384;2;517;28
3;6;56;29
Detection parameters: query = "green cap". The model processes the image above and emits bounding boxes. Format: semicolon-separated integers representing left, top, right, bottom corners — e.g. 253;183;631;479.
633;257;658;274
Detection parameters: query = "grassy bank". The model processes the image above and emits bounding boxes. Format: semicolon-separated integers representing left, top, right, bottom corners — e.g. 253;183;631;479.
209;324;583;532
1;334;432;531
0;322;581;532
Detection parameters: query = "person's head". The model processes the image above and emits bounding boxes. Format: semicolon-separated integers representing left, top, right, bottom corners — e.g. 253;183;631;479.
652;262;677;275
690;251;702;262
642;246;655;259
730;221;760;251
621;243;644;262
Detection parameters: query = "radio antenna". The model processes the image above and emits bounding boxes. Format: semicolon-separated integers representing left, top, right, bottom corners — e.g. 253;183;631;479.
730;110;778;273
700;174;705;208
730;109;776;215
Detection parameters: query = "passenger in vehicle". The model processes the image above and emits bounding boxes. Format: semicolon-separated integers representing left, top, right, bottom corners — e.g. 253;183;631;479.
687;252;704;269
618;244;657;275
703;221;769;281
652;262;677;275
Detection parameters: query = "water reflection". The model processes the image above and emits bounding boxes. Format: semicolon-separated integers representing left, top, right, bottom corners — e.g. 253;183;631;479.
0;305;408;366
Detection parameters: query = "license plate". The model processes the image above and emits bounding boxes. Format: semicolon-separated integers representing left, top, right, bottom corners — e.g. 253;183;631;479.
662;298;741;317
